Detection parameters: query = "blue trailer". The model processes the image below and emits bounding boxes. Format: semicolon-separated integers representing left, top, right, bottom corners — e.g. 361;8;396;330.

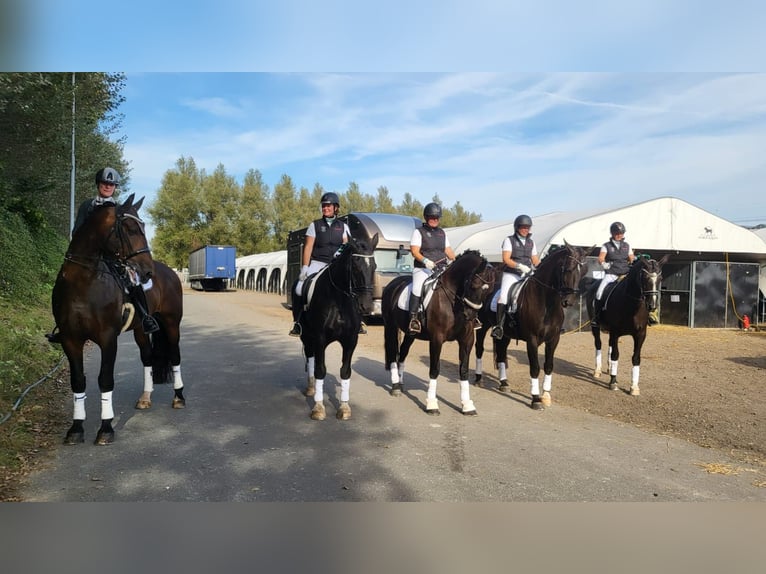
189;245;236;291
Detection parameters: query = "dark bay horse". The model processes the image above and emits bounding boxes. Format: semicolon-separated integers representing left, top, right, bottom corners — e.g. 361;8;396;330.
579;255;669;395
51;194;185;445
382;250;496;416
474;242;589;409
295;233;378;421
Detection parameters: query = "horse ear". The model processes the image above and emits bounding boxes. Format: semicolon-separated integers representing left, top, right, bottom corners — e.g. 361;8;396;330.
133;196;145;211
123;193;135;208
371;233;379;249
658;254;670;266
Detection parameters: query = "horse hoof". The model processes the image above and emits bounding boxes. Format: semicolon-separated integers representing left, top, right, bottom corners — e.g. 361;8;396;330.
630;385;640;396
172;397;186;409
390;383;403;397
310;402;326;421
94;431;114;445
609;381;619;391
425;408;441;416
64;431;84;445
498;381;510;393
474;374;483;386
462;400;478;416
135;398;152;410
530;396;545;411
304;379;316;397
541;391;552;407
336;402;351;420
593;369;601;378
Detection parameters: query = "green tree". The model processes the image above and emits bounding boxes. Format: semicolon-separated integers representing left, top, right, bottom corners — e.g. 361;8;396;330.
397;192;423;219
375;185;395;213
271;174;301;248
236;169;275;254
200;163;239;245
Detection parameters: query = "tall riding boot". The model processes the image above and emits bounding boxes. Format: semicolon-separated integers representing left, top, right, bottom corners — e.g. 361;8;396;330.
492;303;506;339
289;296;303;336
132;285;159;334
408;294;422;334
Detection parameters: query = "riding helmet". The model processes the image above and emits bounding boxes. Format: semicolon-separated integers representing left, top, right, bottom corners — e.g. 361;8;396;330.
514;214;533;231
610;221;626;236
95;167;121;186
423;202;442;220
320;192;340;206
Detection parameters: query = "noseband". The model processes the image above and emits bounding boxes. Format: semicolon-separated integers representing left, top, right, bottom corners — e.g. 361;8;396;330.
530;253;584;303
330;251;375;299
111;212;152;261
462;262;494;310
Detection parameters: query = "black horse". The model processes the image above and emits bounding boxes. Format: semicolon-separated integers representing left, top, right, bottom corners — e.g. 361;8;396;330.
51;194;185;445
382;250;496;416
579;255;669;395
294;233;379;421
474;242;589;409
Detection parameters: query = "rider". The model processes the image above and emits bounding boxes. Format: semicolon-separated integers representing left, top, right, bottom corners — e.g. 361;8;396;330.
46;167;159;344
288;192;352;337
408;202;456;334
491;214;541;340
593;221;636;325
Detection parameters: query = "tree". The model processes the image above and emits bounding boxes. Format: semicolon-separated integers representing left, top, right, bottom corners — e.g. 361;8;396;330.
397;192;423;219
375;185;395;213
236;169;275;254
200;163;239;245
271;174;301;248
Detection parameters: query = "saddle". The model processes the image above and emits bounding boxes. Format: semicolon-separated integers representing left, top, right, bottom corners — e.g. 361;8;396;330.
598;274;626;311
490;276;528;313
396;267;446;313
297;266;329;310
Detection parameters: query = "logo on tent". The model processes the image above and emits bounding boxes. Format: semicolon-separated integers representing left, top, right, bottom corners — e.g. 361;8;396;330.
699;226;717;240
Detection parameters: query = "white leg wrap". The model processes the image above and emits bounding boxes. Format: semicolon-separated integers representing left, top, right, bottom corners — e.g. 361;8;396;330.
476;357;483;377
543;374;552;392
73;392;86;420
632;365;640;385
530;378;540;396
101;391;114;420
398;363;405;382
459;380;470;403
143;366;153;393
340;379;350;402
427;379;438;401
610;360;619;376
595;349;602;370
498;362;507;381
172;365;184;390
314;378;324;402
389;362;399;385
307;357;315;376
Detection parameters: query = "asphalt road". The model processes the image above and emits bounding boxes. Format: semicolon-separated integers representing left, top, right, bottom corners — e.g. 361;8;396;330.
20;289;766;501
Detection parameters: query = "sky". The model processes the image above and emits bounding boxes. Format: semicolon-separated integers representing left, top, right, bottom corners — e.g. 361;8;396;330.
4;2;766;243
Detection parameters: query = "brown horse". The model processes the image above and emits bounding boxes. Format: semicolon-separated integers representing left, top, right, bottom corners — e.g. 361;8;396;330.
382;250;496;415
51;194;185;445
579;255;669;395
474;242;589;409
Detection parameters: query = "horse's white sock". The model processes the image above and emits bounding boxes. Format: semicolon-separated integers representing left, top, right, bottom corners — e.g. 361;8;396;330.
631;365;640;385
459;380;470;403
389;362;399;385
498;362;507;381
610;360;619;376
543;374;552;392
101;391;114;420
307;356;315;375
172;365;184;390
530;378;540;396
427;379;438;401
73;392;86;420
340;379;350;402
314;379;324;402
476;357;483;377
143;366;153;393
398;363;405;382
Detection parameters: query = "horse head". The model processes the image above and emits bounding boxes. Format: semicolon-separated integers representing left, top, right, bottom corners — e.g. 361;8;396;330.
444;250;496;311
536;241;589;308
344;232;379;315
636;254;670;311
108;193;154;282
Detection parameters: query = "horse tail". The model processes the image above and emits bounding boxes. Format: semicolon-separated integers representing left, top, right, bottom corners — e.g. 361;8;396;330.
150;325;173;384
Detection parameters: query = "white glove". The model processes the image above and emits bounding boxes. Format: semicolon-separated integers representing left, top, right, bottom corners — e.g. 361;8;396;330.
299;265;309;281
423;258;435;270
601;261;611;270
516;263;531;274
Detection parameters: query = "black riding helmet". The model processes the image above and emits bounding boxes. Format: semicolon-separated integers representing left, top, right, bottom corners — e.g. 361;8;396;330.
95;167;121;186
423;202;442;220
610;221;626;236
320;192;340;206
514;214;532;232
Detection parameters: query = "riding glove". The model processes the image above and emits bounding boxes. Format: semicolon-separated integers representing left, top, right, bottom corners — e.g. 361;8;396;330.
516;263;531;274
299;265;310;281
423;258;435;270
601;261;611;270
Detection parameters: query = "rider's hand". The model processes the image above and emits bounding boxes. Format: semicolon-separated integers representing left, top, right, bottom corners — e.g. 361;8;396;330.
601;261;611;270
423;258;435;270
516;263;531;275
299;265;310;281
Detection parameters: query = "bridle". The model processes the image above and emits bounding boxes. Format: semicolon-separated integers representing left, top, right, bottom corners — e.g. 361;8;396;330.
529;251;584;305
65;208;151;270
462;261;494;310
329;247;375;300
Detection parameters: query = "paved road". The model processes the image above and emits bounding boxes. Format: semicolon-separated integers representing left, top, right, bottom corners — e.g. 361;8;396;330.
21;289;766;501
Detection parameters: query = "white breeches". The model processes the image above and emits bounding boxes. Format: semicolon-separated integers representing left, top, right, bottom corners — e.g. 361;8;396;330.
596;274;618;300
499;272;521;304
295;260;328;297
411;267;433;297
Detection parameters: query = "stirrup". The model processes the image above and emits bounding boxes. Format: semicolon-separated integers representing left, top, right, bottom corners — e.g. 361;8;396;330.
289;322;302;337
359;321;368;334
491;325;504;340
46;328;62;344
142;315;160;334
408;318;421;334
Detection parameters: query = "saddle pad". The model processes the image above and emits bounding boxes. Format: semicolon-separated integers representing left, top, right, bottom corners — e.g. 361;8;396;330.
490;278;526;312
396;280;436;311
301;266;329;308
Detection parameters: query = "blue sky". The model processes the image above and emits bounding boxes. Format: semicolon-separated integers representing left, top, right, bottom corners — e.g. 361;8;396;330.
5;2;766;242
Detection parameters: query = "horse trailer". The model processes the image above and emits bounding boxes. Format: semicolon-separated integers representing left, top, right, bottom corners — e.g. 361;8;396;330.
189;245;236;291
286;212;420;316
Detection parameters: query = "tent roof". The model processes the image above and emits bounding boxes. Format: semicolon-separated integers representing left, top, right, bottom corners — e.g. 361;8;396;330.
447;197;766;261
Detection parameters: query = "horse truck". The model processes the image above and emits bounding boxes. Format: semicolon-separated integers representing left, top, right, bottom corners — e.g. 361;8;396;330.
286;212;419;316
188;245;236;291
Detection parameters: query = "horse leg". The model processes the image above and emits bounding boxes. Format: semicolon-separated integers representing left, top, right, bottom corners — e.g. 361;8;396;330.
540;335;560;407
162;320;186;408
61;338;87;444
458;334;478;415
494;338;510;393
590;322;603;378
391;333;415;397
474;323;488;385
302;334;316;397
94;338;119;445
526;337;544;410
425;339;443;415
336;340;355;420
134;330;154;409
384;315;402;395
608;333;621;390
629;329;647;396
310;341;327;421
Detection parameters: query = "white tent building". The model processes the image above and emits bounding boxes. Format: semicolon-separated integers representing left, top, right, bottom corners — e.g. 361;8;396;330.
235;250;287;294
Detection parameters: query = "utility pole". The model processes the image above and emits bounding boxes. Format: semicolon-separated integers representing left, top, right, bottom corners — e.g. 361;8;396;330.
69;72;76;238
